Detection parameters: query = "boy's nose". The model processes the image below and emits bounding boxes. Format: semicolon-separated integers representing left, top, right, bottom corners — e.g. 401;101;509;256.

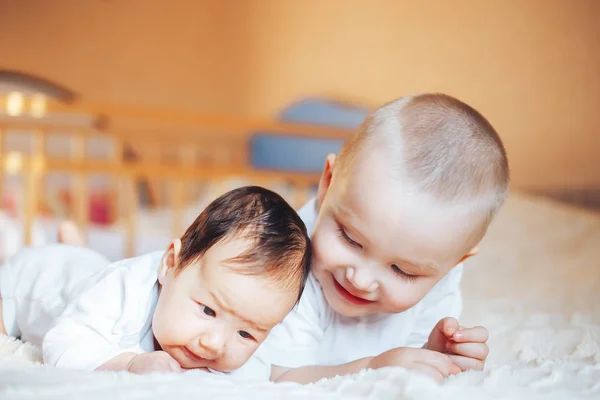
346;266;378;293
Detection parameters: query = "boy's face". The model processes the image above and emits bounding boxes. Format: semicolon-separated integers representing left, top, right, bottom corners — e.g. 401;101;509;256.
311;152;478;318
152;237;296;372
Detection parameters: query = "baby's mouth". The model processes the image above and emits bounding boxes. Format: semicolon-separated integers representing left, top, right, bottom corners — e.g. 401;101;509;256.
332;276;375;305
183;346;207;364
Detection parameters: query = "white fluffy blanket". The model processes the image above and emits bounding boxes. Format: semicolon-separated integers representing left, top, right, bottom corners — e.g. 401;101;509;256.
1;193;599;399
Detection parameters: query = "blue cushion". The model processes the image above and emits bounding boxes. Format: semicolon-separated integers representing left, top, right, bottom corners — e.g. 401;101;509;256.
250;98;368;173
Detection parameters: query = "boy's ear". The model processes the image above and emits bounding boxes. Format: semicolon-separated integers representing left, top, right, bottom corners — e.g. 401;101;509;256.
456;245;479;265
317;153;336;208
159;238;182;284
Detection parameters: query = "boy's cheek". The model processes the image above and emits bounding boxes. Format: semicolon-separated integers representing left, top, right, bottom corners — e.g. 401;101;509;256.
312;231;348;273
380;283;434;314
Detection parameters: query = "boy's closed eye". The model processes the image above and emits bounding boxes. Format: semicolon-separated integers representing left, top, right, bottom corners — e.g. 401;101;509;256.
391;264;418;282
337;226;362;249
337;224;419;282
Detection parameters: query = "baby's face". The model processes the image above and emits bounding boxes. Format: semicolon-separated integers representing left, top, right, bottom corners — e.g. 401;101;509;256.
152;237;297;372
312;152;477;317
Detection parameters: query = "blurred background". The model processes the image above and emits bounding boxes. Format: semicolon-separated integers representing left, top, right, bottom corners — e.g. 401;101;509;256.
0;0;599;260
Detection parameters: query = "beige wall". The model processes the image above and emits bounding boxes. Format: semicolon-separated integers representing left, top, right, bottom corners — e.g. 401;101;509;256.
1;0;599;191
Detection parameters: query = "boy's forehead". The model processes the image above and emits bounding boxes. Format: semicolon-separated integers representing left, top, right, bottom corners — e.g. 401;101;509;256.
329;170;472;269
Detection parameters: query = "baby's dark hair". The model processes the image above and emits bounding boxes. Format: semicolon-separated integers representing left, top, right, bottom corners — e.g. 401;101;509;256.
177;186;312;302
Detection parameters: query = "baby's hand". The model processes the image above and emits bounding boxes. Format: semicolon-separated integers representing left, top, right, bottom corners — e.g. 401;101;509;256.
424;317;489;372
368;347;461;383
126;351;182;374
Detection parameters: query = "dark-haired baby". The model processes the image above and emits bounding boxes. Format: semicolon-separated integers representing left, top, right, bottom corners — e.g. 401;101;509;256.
0;186;311;380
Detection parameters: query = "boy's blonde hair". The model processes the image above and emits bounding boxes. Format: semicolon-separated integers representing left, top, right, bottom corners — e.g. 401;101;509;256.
337;93;509;243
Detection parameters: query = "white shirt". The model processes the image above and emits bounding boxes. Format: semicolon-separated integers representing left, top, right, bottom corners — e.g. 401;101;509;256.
258;198;463;368
0;245;270;380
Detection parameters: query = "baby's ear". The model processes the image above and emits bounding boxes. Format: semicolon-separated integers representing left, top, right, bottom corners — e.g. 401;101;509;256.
456;245;479;265
159;239;182;284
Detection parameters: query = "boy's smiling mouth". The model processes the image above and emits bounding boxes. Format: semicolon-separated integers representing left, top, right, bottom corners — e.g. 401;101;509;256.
332;276;375;305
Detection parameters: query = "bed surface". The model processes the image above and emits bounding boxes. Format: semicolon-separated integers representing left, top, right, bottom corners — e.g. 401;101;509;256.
1;192;599;399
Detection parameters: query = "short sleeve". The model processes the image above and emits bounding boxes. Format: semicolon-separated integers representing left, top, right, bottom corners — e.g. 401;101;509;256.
405;264;464;348
256;274;325;368
42;262;143;370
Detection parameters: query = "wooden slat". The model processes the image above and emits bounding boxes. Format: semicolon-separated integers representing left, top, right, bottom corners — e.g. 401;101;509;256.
110;137;137;257
72;132;89;235
0;127;4;210
140;140;163;208
108;137;123;225
171;179;184;239
24;131;45;245
124;177;137;258
171;145;195;238
0;120;99;135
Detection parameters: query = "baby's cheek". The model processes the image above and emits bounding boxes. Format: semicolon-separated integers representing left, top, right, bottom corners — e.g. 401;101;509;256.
154;301;197;344
223;343;258;371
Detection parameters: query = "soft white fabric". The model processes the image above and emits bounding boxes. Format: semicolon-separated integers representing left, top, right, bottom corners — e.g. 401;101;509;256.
0;245;112;341
42;248;162;370
259;198;463;368
0;245;160;369
1;245;270;380
0;193;598;399
0;211;45;264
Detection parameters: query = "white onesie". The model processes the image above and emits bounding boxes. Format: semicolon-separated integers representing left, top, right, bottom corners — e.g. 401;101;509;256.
258;198;464;368
0;244;270;380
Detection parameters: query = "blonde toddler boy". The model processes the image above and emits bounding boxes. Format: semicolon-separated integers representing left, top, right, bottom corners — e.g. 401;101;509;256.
262;93;509;383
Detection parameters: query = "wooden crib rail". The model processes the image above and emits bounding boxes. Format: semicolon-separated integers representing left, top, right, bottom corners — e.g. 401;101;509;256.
46;101;354;140
0;124;321;257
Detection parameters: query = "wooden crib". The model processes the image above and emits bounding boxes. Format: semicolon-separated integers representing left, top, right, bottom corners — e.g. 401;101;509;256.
0;102;352;260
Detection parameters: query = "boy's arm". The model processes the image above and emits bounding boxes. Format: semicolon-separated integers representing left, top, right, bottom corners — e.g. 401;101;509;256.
271;358;371;384
272;347;460;384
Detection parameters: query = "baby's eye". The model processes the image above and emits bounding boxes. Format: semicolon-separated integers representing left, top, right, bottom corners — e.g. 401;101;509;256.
391;264;418;282
238;330;254;340
200;304;216;317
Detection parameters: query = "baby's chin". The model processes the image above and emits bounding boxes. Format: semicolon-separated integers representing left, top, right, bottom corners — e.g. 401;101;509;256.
172;350;247;373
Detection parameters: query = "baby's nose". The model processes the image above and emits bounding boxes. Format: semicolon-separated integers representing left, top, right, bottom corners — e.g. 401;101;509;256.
199;331;226;358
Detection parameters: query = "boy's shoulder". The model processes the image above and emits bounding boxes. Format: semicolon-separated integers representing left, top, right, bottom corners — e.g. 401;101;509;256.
293;272;328;320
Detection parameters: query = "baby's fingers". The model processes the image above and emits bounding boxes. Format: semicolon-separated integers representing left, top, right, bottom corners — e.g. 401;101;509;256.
447;354;485;371
446;341;489;361
411;361;446;384
168;358;182;372
452;326;488;343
